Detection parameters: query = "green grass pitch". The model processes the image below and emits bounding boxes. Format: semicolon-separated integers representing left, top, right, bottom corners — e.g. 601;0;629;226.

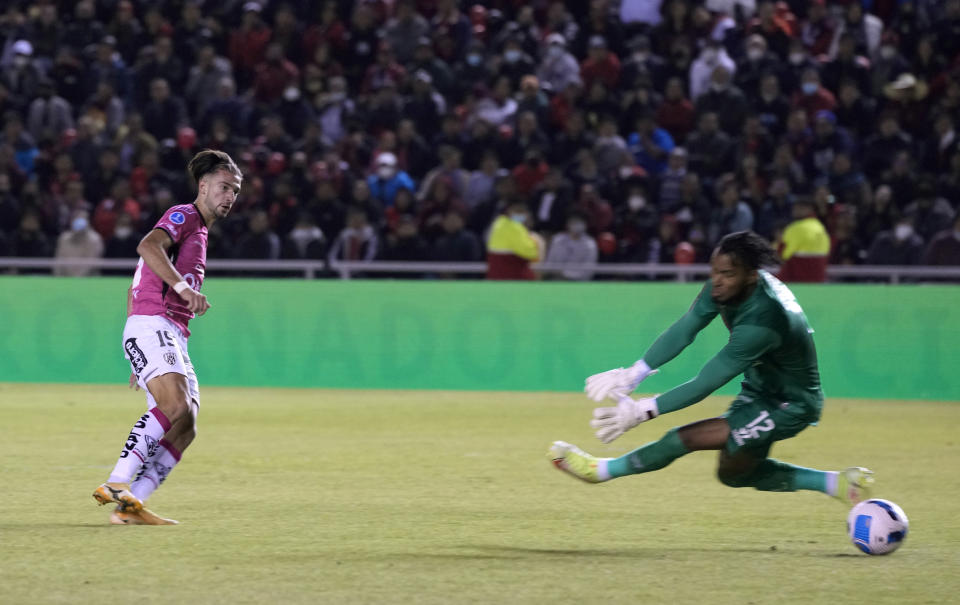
2;383;958;604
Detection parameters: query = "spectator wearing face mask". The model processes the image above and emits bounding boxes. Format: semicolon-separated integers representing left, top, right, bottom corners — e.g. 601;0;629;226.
3;40;43;108
283;213;326;260
497;37;537;90
455;42;492;102
54;210;104;276
689;40;735;101
545;212;598;281
781;39;819;97
103;212;142;275
486;201;541;280
866;217;924;265
278;84;315;139
870;31;911;99
792;68;836;122
93;179;141;241
735;35;780;97
616;185;660;262
367;152;416;208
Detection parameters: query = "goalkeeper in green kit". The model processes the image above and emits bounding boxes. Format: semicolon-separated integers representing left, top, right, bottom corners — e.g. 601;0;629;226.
549;231;873;504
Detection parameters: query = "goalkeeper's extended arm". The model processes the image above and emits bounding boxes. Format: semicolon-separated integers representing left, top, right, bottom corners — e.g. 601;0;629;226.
589;353;744;444
584;298;717;402
590;324;780;443
641;303;718;369
654;324;781;414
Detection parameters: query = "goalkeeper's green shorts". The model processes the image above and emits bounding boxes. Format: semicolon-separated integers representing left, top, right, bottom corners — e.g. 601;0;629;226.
722;393;820;457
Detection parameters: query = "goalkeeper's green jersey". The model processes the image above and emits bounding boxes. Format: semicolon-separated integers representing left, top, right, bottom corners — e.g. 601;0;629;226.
644;270;824;417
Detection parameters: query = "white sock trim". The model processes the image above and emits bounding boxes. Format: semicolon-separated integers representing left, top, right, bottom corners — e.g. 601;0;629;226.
825;471;839;497
596;458;611;482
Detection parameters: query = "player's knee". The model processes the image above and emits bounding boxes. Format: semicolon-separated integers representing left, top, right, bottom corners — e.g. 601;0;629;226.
161;398;191;423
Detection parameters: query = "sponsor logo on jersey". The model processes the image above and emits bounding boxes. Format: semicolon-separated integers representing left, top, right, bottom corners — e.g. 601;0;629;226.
169;211;185;225
124;338;147;375
163;351;177;366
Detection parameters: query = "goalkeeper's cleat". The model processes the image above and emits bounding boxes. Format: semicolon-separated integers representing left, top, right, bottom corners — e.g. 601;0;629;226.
110;506;178;526
835;467;874;505
548;441;608;484
93;482;143;512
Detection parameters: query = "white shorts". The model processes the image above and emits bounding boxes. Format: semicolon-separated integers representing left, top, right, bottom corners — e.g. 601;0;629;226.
122;315;200;406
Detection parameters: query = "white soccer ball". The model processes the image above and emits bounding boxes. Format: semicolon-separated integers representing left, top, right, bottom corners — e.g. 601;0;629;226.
847;499;909;555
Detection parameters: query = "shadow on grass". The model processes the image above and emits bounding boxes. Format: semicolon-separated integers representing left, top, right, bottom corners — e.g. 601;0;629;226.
0;522;138;529
370;544;854;561
464;544;778;558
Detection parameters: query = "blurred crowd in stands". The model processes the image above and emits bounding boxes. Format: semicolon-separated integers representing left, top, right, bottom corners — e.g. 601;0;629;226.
0;0;959;279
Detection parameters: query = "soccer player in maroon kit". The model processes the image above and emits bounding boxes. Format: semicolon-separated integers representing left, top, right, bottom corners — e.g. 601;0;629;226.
93;150;241;525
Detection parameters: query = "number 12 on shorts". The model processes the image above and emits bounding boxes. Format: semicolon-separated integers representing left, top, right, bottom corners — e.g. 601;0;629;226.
732;410;776;446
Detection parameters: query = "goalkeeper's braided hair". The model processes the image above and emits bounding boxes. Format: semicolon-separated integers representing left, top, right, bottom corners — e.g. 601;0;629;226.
716;231;778;270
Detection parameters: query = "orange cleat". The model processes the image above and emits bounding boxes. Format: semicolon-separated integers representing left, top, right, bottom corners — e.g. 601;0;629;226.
93;482;143;512
109;506;178;525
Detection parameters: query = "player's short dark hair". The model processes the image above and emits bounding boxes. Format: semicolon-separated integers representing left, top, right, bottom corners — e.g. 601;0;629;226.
188;149;242;185
716;231;778;270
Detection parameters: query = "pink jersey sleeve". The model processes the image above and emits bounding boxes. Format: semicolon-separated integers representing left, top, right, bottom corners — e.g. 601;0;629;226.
154;207;193;246
130;204;209;338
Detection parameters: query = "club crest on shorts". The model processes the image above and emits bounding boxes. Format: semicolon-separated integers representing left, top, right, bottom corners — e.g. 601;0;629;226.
124;338;147;375
163;351;178;366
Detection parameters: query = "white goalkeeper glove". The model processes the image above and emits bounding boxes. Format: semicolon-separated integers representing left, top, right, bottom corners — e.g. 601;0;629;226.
590;396;660;444
584;359;658;402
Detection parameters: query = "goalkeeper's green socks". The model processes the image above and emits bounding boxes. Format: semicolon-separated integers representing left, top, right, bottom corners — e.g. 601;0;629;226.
606;428;690;478
604;428;832;495
718;459;829;493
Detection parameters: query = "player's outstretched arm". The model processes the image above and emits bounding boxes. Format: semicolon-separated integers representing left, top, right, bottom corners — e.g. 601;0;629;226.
655;324;780;415
589;324;780;443
585;286;718;402
137;229;210;316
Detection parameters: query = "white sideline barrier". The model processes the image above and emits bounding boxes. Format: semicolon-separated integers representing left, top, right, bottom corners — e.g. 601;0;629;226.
0;257;959;283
